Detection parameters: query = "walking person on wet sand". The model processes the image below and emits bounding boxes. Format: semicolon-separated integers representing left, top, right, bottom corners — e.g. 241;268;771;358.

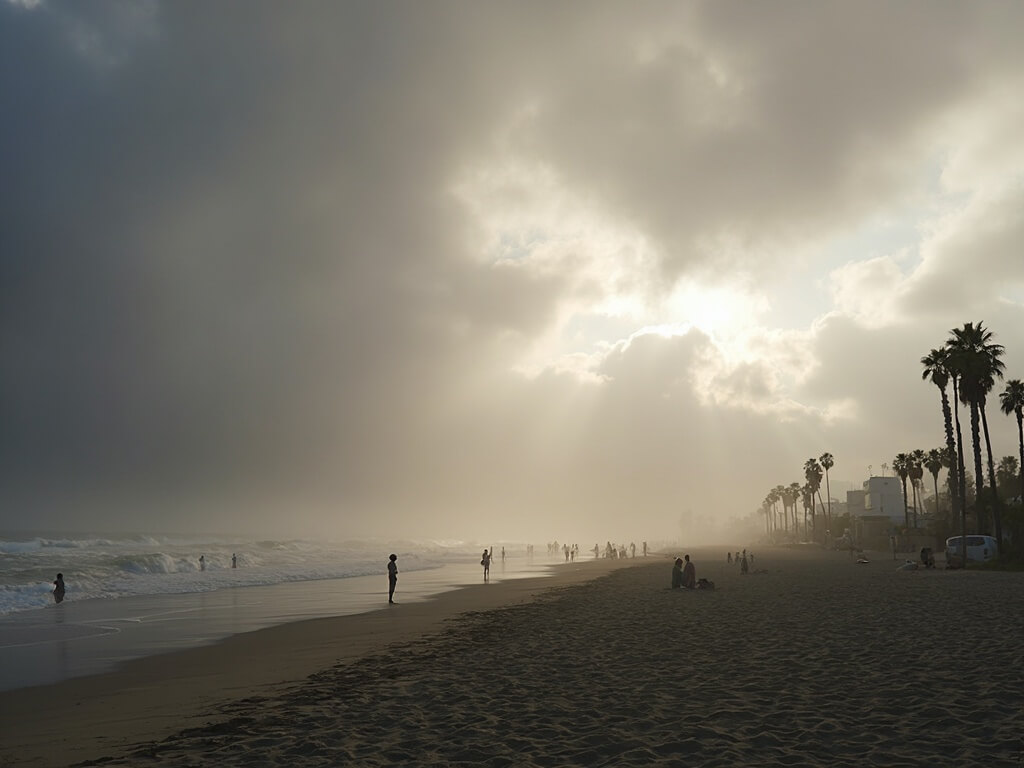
481;549;492;581
53;573;66;604
387;554;398;604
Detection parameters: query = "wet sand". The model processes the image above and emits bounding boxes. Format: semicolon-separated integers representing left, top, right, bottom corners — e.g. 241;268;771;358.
3;548;1022;767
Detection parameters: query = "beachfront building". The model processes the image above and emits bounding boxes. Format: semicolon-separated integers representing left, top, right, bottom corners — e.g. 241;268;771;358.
864;479;905;528
846;490;865;517
862;476;904;525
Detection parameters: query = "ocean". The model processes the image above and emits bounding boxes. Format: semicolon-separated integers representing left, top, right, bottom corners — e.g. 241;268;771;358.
0;533;554;691
0;532;510;616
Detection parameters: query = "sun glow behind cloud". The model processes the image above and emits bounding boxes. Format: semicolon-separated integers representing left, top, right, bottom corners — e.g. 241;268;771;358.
454;158;774;386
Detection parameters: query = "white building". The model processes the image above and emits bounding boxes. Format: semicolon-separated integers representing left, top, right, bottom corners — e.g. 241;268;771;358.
862;476;906;525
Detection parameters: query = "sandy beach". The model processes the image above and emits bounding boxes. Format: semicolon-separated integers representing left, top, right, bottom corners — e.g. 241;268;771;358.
3;547;1022;767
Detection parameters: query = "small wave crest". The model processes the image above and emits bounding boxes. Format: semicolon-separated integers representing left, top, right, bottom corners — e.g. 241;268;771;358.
0;539;44;555
115;553;196;575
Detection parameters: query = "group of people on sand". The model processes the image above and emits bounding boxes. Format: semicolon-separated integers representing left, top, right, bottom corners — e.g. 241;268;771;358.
596;541;645;559
671;555;696;588
671;554;715;590
726;549;753;575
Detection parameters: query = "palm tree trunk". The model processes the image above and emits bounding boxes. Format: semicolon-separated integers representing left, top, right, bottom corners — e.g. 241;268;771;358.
1017;410;1024;509
979;402;1003;546
901;477;909;530
970;401;986;533
953;377;968;568
940;387;961;528
824;471;832;534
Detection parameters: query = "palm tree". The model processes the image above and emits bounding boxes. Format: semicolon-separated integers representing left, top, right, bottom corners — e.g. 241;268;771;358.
922;347;960;523
819;452;834;535
804;458;823;540
996;455;1019;498
999;379;1024;507
801;483;813;539
774;485;788;533
892;453;911;530
788;481;802;533
910;449;926;528
947;322;1005;544
924;448;945;522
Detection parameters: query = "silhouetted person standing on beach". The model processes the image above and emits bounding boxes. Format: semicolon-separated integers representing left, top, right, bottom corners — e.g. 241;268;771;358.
740;553;749;575
682;555;696;589
53;573;65;604
630;542;636;558
642;541;648;557
482;549;491;581
232;553;237;568
387;554;398;603
199;555;206;571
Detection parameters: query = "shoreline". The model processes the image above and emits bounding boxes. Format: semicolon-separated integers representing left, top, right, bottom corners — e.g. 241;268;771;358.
0;556;564;692
0;555;642;766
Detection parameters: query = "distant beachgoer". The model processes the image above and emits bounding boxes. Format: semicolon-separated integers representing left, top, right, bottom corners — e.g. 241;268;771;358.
630;542;636;558
387;554;398;603
727;552;732;564
481;549;492;581
231;553;237;569
682;555;696;589
199;555;206;572
53;573;65;604
593;544;599;558
501;546;506;562
642;541;648;557
749;552;754;565
671;558;684;588
920;547;935;569
740;554;749;575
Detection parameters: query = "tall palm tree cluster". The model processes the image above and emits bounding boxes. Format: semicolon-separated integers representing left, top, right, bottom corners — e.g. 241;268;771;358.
921;322;1024;559
755;322;1024;560
759;453;834;543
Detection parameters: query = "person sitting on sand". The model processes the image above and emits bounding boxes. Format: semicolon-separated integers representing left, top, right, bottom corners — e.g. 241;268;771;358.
53;573;65;604
920;547;935;569
682;554;696;589
671;558;684;588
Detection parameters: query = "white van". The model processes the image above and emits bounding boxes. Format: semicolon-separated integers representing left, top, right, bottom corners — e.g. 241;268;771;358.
945;535;998;563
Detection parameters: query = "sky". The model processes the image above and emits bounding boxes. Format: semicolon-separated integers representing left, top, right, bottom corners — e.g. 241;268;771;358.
3;1;1024;544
